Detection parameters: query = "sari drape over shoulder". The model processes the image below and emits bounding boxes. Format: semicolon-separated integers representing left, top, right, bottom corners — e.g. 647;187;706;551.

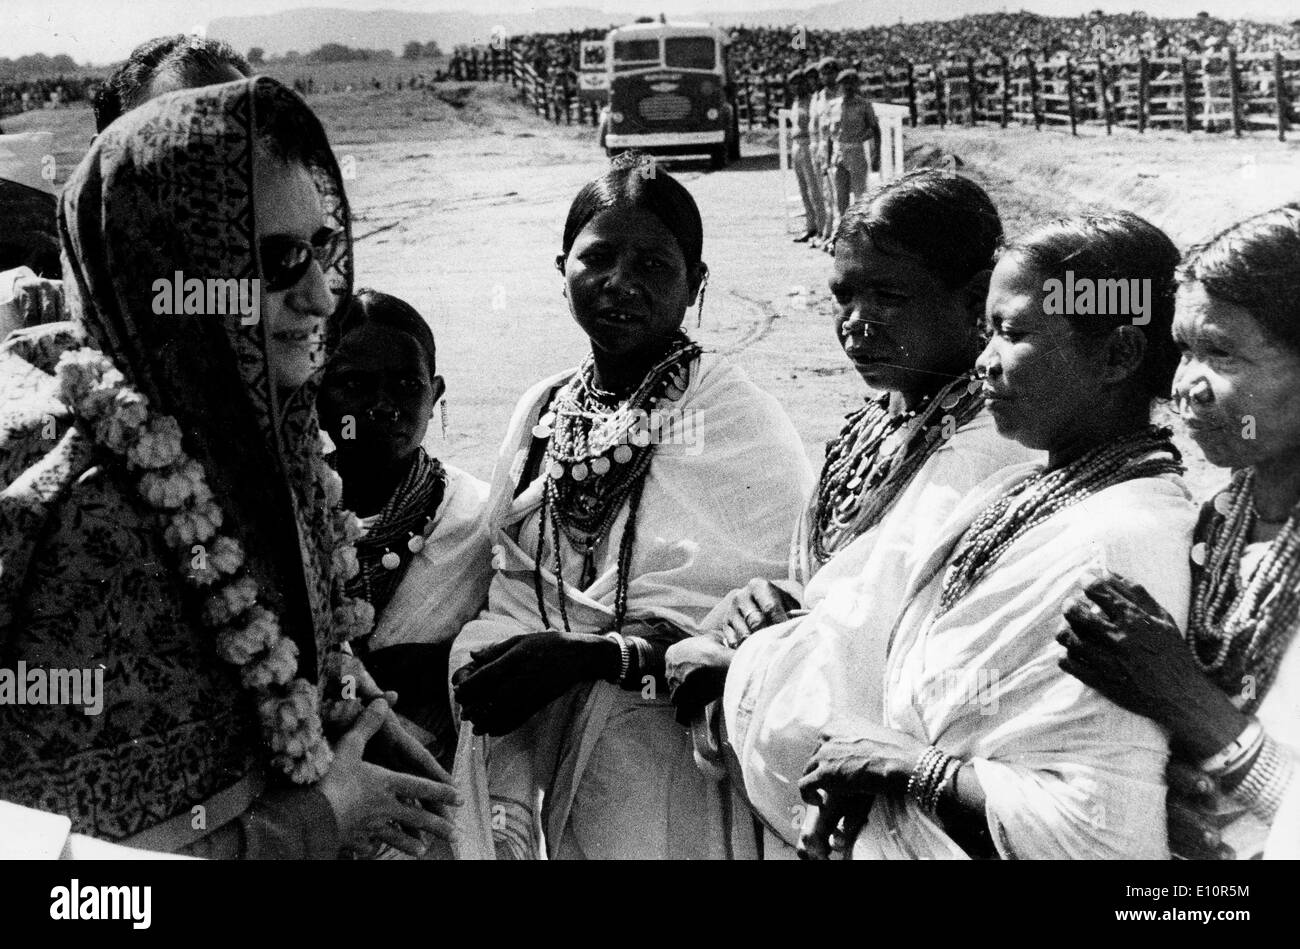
733;462;1197;859
722;411;1039;850
450;352;813;858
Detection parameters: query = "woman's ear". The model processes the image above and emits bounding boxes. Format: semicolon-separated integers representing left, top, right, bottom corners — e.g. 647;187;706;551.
430;373;447;406
554;254;566;276
687;261;708;305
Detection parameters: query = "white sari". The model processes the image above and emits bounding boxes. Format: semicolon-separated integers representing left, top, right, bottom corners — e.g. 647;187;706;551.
450;351;813;859
729;462;1198;859
721;410;1038;852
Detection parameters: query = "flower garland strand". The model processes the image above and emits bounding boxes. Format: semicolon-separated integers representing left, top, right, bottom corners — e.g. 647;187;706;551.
55;346;374;784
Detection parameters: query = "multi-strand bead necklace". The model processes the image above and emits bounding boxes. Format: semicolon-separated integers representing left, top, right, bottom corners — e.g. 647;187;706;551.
532;333;702;634
808;372;985;568
937;426;1184;616
347;448;446;614
1188;468;1300;714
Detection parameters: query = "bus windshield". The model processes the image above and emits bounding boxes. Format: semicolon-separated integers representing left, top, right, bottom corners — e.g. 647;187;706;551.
664;37;716;70
614;39;659;67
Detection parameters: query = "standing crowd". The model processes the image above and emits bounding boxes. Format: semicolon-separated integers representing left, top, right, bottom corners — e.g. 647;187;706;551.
0;33;1296;861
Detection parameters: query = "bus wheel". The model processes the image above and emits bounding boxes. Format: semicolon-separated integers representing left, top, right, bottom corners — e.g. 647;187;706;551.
606;146;621;160
709;146;728;170
728;129;741;162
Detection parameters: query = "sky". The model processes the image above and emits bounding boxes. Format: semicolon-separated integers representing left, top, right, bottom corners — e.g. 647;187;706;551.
2;0;1296;64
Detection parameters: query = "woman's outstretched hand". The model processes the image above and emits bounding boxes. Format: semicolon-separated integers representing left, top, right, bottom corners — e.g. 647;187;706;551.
1057;572;1248;756
453;631;608;736
317;698;461;856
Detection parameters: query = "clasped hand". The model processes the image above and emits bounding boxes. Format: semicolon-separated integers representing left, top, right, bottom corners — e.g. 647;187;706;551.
796;720;929;860
452;630;599;736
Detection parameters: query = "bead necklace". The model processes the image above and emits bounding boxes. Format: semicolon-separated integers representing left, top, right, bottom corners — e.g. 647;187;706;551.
348;448;446;614
937;426;1184;616
531;333;701;633
1188;468;1300;714
808;372;985;568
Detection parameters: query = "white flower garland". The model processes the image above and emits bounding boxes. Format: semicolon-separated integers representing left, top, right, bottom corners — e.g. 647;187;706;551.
54;346;375;784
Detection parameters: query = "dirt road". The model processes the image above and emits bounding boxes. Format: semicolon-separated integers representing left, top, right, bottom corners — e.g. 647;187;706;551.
16;81;1300;492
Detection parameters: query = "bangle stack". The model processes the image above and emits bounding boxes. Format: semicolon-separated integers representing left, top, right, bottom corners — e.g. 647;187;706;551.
1227;733;1295;824
907;746;962;816
604;632;630;685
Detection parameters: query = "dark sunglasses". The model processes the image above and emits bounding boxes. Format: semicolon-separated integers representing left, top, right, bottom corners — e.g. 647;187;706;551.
259;226;346;292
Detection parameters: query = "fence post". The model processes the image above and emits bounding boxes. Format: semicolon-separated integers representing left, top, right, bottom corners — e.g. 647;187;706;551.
967;56;978;125
1066;58;1078;135
1000;55;1010;128
935;63;946;128
743;77;754;130
1275;51;1287;142
906;62;918;127
1228;46;1242;137
1181;55;1195;133
1138;55;1149;133
1029;57;1042;130
1098;57;1112;134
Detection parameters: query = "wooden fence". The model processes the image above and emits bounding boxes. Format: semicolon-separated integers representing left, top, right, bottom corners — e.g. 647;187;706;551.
472;44;1300;142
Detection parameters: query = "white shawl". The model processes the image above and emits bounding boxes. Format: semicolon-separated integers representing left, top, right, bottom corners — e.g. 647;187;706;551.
450;351;813;858
723;411;1038;848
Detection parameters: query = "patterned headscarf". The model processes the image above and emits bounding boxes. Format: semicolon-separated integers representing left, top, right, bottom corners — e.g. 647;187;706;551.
57;77;353;678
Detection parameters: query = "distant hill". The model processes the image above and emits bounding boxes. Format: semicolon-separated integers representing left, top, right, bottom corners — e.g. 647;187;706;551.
207;7;620;56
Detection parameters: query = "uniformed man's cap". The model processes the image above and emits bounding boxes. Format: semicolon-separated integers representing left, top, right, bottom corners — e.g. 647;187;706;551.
817;57;839;71
836;68;859;84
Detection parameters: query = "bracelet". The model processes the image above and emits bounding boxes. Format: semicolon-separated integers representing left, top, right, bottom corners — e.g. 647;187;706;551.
604;632;629;686
1228;733;1295;825
933;757;963;814
907;746;959;816
1199;718;1264;777
625;635;651;689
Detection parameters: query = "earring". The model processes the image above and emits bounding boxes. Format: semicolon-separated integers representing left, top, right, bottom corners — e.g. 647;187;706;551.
440;400;449;439
696;273;709;328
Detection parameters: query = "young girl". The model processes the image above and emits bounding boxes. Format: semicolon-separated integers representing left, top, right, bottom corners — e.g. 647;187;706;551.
318;289;491;769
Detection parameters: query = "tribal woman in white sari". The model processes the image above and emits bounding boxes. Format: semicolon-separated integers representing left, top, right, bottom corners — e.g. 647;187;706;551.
1059;205;1300;859
448;153;812;859
751;212;1198;859
665;170;1038;857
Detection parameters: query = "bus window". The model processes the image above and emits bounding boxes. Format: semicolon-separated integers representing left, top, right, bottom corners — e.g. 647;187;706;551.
614;39;660;69
664;37;716;70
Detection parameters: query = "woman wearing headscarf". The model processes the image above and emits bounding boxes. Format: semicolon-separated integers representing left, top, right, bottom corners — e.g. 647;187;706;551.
0;77;457;858
449;152;812;859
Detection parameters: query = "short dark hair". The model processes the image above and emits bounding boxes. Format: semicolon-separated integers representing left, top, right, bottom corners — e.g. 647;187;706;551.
1002;211;1182;402
835;169;1004;290
337;288;437;378
561;150;703;269
94;35;251;132
1179;203;1300;358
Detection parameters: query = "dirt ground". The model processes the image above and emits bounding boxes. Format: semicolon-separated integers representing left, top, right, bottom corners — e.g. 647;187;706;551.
13;81;1300;496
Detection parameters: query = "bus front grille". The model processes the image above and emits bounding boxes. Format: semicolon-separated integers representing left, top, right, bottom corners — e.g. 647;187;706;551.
638;94;692;122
